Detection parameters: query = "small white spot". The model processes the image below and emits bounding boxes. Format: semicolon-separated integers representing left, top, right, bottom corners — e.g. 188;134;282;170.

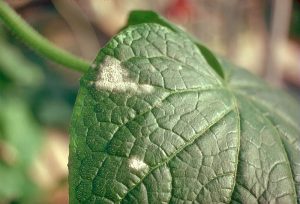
116;32;129;42
139;84;154;93
91;63;97;69
153;100;163;108
128;157;148;171
94;56;154;94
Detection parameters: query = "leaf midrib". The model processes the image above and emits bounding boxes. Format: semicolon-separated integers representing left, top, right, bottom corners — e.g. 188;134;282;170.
102;87;225;156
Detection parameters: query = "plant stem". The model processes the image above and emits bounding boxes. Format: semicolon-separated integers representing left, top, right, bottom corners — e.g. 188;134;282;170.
0;0;90;73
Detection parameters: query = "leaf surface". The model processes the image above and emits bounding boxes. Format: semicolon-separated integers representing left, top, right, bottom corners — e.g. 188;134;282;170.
69;11;300;204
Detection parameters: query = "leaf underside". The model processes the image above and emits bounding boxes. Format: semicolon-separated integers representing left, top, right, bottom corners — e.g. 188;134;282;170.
69;11;300;204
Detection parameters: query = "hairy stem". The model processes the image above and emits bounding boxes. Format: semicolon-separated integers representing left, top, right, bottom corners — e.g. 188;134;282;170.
0;0;90;73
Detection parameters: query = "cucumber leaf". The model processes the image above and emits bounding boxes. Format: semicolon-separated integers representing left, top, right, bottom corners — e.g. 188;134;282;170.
69;11;300;203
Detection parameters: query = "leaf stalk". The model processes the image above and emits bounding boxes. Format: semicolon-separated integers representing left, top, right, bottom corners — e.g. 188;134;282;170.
0;0;90;73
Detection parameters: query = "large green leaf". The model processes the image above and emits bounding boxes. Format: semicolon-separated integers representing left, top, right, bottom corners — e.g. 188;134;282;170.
69;11;300;203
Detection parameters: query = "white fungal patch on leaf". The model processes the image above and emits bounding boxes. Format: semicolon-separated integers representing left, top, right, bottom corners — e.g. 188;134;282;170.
90;62;97;69
116;33;129;43
128;157;148;171
94;56;154;93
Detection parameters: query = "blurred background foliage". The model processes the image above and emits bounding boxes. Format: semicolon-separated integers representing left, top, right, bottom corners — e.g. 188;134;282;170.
0;0;299;203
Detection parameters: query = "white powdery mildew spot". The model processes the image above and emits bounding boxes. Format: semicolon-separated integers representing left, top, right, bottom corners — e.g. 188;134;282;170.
128;157;148;171
94;56;154;93
90;62;97;69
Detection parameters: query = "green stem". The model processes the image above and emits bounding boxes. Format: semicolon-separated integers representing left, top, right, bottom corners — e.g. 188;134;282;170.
0;1;90;73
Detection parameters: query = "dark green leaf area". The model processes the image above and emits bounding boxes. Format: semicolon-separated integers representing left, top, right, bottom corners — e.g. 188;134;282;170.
69;14;300;204
125;10;224;79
